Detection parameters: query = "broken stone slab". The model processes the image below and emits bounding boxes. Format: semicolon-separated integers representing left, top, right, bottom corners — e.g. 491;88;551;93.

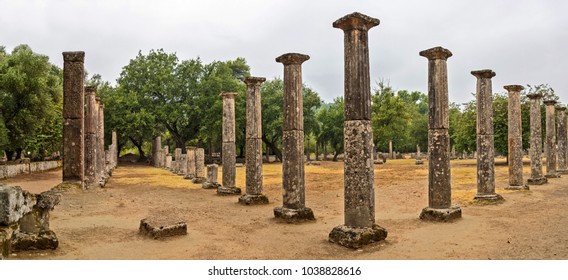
527;177;548;185
217;186;242;196
139;216;187;239
10;230;58;252
273;206;315;223
328;224;388;249
0;185;36;226
238;194;269;205
419;206;462;222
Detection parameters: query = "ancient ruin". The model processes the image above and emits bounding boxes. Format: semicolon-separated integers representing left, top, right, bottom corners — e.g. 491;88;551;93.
504;85;529;190
152;136;161;167
415;144;423;165
527;92;548;185
217;92;242;195
418;46;462;221
192;148;206;183
328;12;388;249
544;100;561;178
62;51;85;188
557;105;568;174
471;69;502;201
185;147;196;180
202;164;221;189
84;86;98;188
97;103;107;185
274;52;315;222
239;77;269;205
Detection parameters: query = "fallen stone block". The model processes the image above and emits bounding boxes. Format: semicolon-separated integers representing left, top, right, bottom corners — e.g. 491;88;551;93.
139;216;187;239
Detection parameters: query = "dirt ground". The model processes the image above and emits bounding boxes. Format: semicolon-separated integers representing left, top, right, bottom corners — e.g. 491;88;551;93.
2;158;568;260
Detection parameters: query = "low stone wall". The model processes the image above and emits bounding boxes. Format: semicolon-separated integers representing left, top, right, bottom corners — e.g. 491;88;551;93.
0;161;62;180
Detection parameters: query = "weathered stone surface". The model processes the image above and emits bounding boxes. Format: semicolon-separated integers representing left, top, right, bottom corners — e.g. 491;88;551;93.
328;224;387;249
174;148;182;174
276;53;310;131
202;164;221;189
165;155;172;170
419;206;462;222
343;120;375;228
162;145;169;169
505;85;526;189
139;217;187;239
273;206;315;223
179;154;188;176
111;131;118;169
1;228;11;258
221;142;236;188
217;186;242;196
245;138;264;195
544;100;560;178
62;51;85;119
472;69;500;201
221;92;238;193
11;230;58;251
194;148;205;180
557;105;568;174
428;128;452;209
185;148;196;179
238;194;269;205
527;93;546;185
152;136;161;167
244;77;265;139
62;118;84;184
97;103;106;185
221;92;238;142
281;130;305;208
420;47;452;129
84;86;98;188
0;185;35;226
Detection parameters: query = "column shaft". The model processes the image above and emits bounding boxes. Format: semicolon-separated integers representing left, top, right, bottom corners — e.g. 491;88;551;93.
218;92;240;195
527;93;547;184
557;106;568;173
505;85;526;189
544;100;560;178
84;86;98;187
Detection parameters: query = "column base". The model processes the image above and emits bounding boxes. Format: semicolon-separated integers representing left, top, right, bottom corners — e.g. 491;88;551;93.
274;206;315;222
328;224;388;249
217;186;242;196
474;193;503;201
202;182;221;189
238;194;269;205
558;169;568;174
183;174;194;180
545;173;561;178
527;177;548;185
419;206;462;222
415;160;424;165
191;177;206;184
505;184;530;190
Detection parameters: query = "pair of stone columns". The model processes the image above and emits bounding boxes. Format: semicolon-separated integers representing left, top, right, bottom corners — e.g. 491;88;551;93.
544;100;562;178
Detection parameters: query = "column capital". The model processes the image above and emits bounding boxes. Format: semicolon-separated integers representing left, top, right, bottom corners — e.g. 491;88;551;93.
244;76;266;86
504;85;524;92
471;69;496;79
276;53;310;65
333;12;380;31
543;100;557;106
220;92;238;99
527;93;543;100
85;86;97;95
556;104;567;111
419;46;452;61
62;51;85;62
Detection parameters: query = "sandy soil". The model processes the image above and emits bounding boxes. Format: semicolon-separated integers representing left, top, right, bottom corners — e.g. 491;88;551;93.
3;159;568;260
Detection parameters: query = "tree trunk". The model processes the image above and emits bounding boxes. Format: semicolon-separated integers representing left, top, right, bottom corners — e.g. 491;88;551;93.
323;142;328;161
333;150;339;162
129;137;146;162
261;135;282;162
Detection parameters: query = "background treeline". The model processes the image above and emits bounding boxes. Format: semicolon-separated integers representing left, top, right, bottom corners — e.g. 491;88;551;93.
0;45;559;161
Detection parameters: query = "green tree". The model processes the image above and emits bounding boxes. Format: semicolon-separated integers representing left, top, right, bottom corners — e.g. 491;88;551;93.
371;81;412;153
317;97;344;161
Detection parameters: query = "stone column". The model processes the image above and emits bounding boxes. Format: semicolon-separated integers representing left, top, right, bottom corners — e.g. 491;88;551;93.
328;12;387;249
415;144;423;165
84;86;98;188
418;47;461;221
527;93;547;185
238;77;269;205
184;147;196;179
165;155;172;170
557;105;568;174
471;69;501;201
505;85;529;190
217;92;241;195
273;52;315;222
389;140;393;159
174;148;182;174
544;100;561;178
111;131;117;169
162;145;169;169
62;51;85;188
179;153;188;177
152;136;161;167
192;148;206;183
202;164;221;189
98;102;107;186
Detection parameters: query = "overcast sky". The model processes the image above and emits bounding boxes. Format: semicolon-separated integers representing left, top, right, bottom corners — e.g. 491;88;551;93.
1;0;567;104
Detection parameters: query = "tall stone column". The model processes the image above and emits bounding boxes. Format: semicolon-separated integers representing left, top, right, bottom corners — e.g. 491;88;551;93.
111;131;117;169
98;103;107;185
217;92;241;195
238;77;269;205
152;136;161;167
274;52;315;222
505;85;529;190
471;69;502;201
527;93;547;185
192;148;206;183
184;147;196;179
84;86;98;188
557;105;568;174
544;100;561;178
328;12;387;249
62;51;85;188
162;145;169;169
174;148;182;174
418;46;461;221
